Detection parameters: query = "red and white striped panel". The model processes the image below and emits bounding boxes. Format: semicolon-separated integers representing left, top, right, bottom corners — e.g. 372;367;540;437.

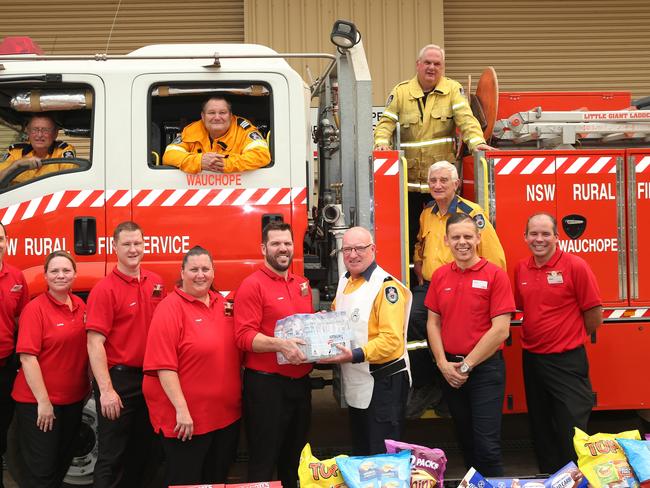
512;308;650;322
374;156;401;176
636;155;650;174
495;155;617;176
0;187;307;225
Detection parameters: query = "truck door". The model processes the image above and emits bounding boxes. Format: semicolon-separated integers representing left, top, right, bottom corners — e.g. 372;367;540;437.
131;73;305;292
627;149;650;306
0;74;106;295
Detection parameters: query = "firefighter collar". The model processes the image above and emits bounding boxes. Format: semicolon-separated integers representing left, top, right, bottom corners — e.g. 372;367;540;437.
410;75;452;99
430;195;460;215
19;141;66;158
344;260;377;282
175;286;219;306
451;257;488;273
527;246;564;270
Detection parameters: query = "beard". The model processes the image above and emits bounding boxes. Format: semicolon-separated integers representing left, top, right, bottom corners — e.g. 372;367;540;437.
265;251;293;272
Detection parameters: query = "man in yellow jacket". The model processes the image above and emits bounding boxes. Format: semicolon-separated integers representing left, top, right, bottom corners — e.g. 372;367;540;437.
375;44;493;193
163;96;271;174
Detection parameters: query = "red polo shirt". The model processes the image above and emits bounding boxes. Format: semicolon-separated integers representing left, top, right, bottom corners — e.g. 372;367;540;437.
12;292;89;404
425;258;515;356
143;288;241;437
86;267;165;368
234;266;313;378
0;262;29;360
514;248;601;354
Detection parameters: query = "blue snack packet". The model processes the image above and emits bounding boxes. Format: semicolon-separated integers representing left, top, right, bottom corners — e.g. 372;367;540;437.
337;450;411;488
617;438;650;486
544;462;588;488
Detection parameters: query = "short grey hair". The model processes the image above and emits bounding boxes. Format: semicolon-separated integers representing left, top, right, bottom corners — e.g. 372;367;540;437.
417;44;445;62
428;160;458;181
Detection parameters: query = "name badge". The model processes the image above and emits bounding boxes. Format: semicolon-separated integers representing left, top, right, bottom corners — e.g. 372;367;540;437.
546;270;564;284
299;282;309;297
472;280;488;290
152;284;163;298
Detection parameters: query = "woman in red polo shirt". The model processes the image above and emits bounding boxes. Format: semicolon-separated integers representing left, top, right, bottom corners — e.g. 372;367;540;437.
143;245;241;486
12;250;88;488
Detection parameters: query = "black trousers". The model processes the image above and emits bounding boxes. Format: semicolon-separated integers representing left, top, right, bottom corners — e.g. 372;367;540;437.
443;352;505;477
348;370;409;456
14;400;84;488
243;369;311;488
161;419;240;486
407;282;438;388
92;368;155;488
523;346;594;474
0;356;17;458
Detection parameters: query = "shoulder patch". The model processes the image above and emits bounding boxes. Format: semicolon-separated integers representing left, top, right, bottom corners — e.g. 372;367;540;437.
238;117;251;129
171;135;182;144
248;131;263;141
62;149;75;159
385;286;399;304
385;94;394;106
473;213;486;229
457;200;474;215
383;276;394;282
459;85;465;96
0;152;8;162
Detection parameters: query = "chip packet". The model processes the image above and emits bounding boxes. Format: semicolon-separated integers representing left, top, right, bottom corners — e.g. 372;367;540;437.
617;438;650;488
337;449;411;488
457;467;494;488
573;427;640;488
385;439;446;487
299;443;348;488
487;478;546;488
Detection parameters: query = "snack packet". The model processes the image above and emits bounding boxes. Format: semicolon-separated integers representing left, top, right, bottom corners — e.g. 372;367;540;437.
337;450;411;488
487;479;546;488
299;443;348;488
458;468;494;488
544;462;588;488
573;427;640;488
617;438;650;487
385;439;446;487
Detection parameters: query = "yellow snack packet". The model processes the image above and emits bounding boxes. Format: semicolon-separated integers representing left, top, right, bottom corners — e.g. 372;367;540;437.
299;443;348;488
573;427;641;488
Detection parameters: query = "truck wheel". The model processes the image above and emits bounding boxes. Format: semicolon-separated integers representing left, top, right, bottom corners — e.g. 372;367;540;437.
62;397;98;486
6;398;98;487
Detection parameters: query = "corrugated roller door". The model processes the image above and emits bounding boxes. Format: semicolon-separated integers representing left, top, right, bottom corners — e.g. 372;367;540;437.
443;0;650;99
0;0;244;54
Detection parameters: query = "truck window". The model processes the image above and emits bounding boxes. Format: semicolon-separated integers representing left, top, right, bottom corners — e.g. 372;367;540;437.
149;83;273;172
0;84;93;193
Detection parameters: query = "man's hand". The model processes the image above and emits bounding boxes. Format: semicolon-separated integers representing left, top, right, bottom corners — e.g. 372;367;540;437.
413;261;424;286
200;152;227;173
375;145;392;151
279;337;307;365
475;143;497;152
16;156;43;170
318;344;353;364
439;360;468;389
174;406;194;441
36;399;55;432
100;387;124;420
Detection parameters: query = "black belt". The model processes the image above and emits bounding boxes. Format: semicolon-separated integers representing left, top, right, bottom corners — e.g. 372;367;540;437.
245;368;309;381
370;358;407;381
444;350;502;363
111;365;143;374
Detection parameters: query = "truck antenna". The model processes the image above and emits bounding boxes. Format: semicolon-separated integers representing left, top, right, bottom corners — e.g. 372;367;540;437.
104;0;124;54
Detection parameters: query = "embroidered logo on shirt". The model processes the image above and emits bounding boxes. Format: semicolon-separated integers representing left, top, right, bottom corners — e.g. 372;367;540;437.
472;280;488;290
299;282;309;297
55;322;65;327
546;270;564;285
195;318;203;324
152;284;163;298
385;286;399;304
350;308;360;322
277;296;285;301
224;300;234;317
129;301;137;307
473;214;486;230
10;284;23;292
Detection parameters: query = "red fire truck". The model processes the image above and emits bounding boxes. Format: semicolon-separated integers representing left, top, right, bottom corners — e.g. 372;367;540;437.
0;24;648;484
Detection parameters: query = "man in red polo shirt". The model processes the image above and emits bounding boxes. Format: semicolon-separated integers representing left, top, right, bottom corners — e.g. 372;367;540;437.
425;213;513;476
0;222;29;487
234;221;313;488
515;213;602;474
86;221;165;488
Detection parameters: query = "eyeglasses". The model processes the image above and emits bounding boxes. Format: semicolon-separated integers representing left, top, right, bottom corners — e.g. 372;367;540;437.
28;127;55;135
340;244;373;255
